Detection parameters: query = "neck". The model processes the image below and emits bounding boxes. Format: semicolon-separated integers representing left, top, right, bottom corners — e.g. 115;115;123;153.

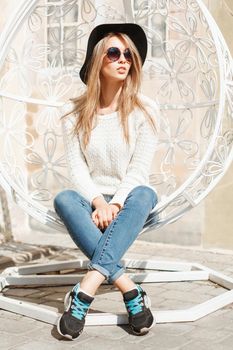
99;78;124;113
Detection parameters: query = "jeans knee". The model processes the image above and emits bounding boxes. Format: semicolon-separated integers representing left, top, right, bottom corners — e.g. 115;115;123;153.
131;185;158;208
53;189;77;211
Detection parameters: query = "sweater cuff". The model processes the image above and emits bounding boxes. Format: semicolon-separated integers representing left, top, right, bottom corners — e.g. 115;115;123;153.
108;189;129;209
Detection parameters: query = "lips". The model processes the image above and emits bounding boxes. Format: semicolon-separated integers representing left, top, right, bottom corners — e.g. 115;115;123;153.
117;66;126;71
117;67;127;74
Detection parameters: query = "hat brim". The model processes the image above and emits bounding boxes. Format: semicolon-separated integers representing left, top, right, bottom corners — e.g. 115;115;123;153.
79;23;147;84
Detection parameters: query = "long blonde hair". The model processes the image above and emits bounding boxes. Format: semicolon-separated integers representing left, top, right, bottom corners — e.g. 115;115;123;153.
65;32;156;149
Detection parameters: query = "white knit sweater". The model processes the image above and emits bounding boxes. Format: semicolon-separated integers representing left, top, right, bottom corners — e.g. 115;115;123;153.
61;94;159;208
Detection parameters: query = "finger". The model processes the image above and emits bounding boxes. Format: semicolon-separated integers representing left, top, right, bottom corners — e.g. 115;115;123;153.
103;210;112;227
97;211;105;229
94;218;99;227
99;209;109;228
107;209;113;223
110;207;118;219
92;213;97;223
92;210;97;220
92;212;97;224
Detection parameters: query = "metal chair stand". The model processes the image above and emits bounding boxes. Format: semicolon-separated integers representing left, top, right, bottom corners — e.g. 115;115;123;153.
1;258;233;326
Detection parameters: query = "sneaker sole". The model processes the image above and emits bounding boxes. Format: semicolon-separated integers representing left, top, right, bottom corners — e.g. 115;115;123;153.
56;314;83;340
131;317;156;336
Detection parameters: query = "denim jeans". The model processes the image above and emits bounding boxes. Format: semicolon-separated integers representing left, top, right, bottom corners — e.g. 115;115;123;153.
54;185;158;284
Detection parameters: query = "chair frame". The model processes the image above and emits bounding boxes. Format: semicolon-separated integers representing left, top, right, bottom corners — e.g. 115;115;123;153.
1;258;233;325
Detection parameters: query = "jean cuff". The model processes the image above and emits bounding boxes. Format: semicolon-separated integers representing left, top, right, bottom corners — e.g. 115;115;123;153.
107;266;125;284
87;262;110;280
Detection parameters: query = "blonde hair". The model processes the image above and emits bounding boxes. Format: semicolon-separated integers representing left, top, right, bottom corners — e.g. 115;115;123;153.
64;32;156;149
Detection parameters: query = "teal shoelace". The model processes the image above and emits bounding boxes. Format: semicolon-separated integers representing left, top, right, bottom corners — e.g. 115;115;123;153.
125;289;143;316
70;287;90;320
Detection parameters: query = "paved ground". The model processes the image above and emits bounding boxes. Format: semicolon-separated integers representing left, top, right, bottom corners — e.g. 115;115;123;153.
1;233;233;350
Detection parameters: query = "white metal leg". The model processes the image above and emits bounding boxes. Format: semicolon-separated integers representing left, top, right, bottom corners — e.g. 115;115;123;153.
1;259;233;326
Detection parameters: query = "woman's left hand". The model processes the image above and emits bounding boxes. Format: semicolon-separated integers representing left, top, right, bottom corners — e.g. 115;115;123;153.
92;203;120;230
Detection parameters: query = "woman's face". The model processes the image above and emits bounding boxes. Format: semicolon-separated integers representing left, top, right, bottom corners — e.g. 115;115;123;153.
100;35;132;83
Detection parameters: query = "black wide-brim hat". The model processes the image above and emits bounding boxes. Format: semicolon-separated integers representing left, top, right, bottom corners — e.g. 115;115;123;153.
79;23;148;84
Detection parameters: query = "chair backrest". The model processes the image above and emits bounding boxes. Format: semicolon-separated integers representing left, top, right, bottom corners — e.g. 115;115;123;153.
0;0;232;234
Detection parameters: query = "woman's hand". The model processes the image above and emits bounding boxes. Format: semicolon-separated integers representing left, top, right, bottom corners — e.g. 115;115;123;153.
91;196;121;230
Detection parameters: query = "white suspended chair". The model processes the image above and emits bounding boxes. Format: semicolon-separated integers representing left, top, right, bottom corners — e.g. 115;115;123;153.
0;0;233;327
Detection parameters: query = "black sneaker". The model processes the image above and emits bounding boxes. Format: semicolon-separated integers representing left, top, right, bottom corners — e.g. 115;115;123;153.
57;283;94;340
123;284;155;335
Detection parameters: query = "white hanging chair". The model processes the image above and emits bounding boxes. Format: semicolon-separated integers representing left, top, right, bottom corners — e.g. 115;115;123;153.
0;0;233;327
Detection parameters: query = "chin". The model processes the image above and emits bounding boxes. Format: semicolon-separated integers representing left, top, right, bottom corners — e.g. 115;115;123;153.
112;74;128;82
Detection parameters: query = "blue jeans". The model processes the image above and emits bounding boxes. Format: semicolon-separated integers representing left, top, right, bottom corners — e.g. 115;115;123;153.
54;185;157;284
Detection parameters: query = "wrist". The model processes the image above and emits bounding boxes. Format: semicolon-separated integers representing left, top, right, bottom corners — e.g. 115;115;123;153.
109;203;121;210
92;195;107;209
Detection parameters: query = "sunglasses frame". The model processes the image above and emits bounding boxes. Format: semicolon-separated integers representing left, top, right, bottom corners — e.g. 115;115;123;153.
105;47;132;62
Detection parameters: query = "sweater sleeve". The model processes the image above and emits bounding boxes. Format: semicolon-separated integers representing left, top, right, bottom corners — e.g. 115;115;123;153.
61;105;104;205
108;112;158;208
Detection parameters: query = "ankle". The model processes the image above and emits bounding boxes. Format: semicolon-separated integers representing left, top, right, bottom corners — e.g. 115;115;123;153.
122;284;138;296
78;285;94;298
80;271;105;296
113;275;137;294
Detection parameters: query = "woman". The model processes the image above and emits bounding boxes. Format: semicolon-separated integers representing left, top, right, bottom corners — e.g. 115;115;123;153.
54;23;159;340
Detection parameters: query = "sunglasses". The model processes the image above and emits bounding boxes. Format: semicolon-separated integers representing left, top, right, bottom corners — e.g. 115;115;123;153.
105;47;132;62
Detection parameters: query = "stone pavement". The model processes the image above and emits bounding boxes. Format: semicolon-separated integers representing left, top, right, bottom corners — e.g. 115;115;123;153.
1;233;233;350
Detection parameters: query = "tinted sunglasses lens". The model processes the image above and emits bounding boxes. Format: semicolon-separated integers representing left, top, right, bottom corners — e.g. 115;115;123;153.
107;47;120;61
124;49;132;61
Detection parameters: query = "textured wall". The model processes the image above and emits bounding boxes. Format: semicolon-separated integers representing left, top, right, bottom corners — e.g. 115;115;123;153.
141;0;233;249
202;0;233;249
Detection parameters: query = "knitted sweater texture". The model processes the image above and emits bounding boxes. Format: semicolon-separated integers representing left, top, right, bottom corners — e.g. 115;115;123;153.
61;94;158;207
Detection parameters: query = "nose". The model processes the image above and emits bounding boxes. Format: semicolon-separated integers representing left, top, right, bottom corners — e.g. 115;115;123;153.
118;52;126;63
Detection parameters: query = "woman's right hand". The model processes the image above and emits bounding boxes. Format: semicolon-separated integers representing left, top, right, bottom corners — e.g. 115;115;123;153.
91;196;120;230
